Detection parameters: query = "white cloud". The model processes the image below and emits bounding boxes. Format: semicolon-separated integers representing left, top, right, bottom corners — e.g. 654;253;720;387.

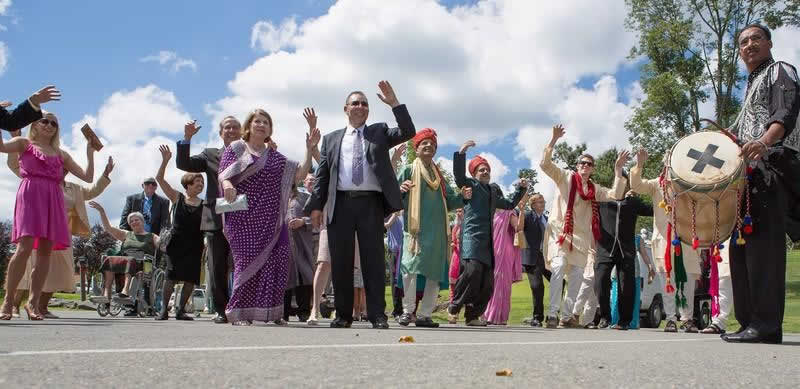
250;18;298;53
0;42;7;76
208;0;636;163
772;27;800;70
0;0;11;16
140;50;197;73
94;84;190;144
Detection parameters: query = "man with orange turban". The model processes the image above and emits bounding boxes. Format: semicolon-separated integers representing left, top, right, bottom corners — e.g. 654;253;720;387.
396;128;468;327
448;140;528;326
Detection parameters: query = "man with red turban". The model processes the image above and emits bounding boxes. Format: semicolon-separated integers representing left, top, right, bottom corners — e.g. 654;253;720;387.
448;140;527;326
396;128;468;327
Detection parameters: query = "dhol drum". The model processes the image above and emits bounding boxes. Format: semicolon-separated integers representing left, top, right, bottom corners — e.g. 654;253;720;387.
664;130;744;248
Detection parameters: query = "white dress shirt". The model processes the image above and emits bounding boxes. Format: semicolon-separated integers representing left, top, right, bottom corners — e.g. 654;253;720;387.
337;124;382;192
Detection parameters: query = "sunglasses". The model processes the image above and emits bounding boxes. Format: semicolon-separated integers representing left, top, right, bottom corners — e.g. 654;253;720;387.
39;118;59;128
349;100;369;107
578;161;595;167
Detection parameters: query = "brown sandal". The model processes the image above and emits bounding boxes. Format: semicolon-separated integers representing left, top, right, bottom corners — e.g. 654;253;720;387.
24;304;44;321
701;324;724;334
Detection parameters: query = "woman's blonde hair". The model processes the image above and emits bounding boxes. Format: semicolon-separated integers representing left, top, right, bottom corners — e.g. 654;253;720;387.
241;108;273;143
27;112;61;149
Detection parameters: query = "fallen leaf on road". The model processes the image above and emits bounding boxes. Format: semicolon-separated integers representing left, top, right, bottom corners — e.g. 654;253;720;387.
398;336;415;343
496;369;512;376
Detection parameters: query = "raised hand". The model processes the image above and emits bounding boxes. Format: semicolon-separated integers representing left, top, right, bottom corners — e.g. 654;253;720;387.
184;120;201;141
376;80;400;108
102;156;115;177
615;150;630;175
28;85;62;106
392;143;406;162
303;107;317;130
399;180;415;193
88;201;105;213
635;149;648;167
552;124;565;141
461;186;472;200
306;127;321;150
459;140;476;154
0;101;12;108
159;145;172;162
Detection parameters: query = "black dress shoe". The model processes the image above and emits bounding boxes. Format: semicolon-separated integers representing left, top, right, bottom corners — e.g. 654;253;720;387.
175;310;194;321
330;318;352;328
397;313;413;326
722;327;782;344
213;314;228;324
371;318;390;329
414;317;439;328
154;310;168;321
597;318;609;329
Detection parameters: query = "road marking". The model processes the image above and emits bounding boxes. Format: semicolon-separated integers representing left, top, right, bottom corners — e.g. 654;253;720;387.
0;338;716;357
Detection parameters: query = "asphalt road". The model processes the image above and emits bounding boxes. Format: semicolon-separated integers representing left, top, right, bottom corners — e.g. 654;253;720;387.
1;311;798;388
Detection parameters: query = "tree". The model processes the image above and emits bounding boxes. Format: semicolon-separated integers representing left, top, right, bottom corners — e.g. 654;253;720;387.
552;141;588;171
72;224;118;282
0;221;12;290
625;0;800;178
518;168;539;193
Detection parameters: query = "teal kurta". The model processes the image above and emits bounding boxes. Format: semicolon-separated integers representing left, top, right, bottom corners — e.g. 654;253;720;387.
398;164;464;288
453;152;526;266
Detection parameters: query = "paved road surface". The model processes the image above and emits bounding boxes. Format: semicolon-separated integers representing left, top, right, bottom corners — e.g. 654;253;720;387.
1;311;798;388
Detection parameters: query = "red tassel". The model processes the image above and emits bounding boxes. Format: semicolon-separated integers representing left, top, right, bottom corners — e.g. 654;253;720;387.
743;225;753;235
692;237;699;250
666;283;676;293
674;245;681;256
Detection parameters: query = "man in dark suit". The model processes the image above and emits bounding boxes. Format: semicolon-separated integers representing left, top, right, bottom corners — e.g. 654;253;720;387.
305;80;416;329
175;117;241;324
119;177;171;234
521;193;551;327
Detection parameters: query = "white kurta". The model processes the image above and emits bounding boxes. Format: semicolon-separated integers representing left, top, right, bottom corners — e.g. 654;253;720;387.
540;145;627;268
629;167;701;275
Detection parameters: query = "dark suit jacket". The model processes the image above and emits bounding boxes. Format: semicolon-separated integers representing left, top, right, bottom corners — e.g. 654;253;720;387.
1;99;43;131
176;142;223;231
119;192;171;234
522;211;547;267
304;104;416;223
596;196;653;260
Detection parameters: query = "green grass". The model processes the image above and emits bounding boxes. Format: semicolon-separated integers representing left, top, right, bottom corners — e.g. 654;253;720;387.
385;250;800;333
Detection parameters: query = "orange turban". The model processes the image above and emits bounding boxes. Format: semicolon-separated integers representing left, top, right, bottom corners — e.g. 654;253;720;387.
412;128;438;149
469;156;490;177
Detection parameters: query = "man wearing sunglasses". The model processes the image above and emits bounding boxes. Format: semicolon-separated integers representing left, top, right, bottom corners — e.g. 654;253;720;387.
540;124;628;329
119;177;171;234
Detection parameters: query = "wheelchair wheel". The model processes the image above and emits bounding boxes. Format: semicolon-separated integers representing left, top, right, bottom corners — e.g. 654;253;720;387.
109;302;123;317
97;303;109;317
151;269;165;314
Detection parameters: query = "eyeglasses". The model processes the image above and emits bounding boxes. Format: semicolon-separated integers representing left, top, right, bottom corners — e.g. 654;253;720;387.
739;34;765;47
349;100;369;107
39;118;59;128
577;161;594;167
144;182;158;187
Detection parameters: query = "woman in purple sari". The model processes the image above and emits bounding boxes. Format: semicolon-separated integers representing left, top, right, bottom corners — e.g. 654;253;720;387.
483;201;525;325
218;108;320;326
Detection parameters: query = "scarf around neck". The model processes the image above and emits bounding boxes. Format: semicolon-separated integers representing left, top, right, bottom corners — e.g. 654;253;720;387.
408;158;447;254
557;172;600;251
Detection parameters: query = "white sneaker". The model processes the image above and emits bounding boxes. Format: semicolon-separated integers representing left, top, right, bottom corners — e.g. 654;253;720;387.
306;316;319;326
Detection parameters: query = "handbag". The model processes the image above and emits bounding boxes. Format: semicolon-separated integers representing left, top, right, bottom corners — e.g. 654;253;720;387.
158;197;179;254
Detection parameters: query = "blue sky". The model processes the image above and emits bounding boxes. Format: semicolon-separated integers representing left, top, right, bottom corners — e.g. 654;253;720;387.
2;0;797;223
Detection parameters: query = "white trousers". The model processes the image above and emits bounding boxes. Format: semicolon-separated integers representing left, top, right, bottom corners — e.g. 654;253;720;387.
711;275;732;330
402;273;440;318
661;271;698;321
548;255;585;319
573;265;598;325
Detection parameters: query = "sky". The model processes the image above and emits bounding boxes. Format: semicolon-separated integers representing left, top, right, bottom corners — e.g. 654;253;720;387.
1;0;799;225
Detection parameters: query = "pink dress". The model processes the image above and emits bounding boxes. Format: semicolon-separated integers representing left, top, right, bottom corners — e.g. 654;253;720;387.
483;209;522;324
12;143;70;250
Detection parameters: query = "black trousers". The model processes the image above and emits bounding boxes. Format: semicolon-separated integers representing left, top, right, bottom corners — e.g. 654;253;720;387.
205;231;231;316
327;191;387;323
283;285;312;321
730;177;787;336
451;258;494;321
595;254;635;325
523;263;551;321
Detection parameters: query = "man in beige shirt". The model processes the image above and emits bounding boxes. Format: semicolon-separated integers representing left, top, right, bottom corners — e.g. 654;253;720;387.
540;125;628;328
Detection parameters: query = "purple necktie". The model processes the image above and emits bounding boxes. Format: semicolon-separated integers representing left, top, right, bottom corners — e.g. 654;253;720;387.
352;129;364;186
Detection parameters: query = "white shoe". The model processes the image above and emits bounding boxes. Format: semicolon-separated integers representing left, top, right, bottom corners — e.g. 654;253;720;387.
306;317;319;326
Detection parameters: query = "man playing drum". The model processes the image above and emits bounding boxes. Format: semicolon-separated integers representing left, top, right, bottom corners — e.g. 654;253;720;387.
630;150;702;333
540;124;628;329
721;24;799;344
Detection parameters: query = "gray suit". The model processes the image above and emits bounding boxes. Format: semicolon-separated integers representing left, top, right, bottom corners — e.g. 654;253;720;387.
304;104;415;323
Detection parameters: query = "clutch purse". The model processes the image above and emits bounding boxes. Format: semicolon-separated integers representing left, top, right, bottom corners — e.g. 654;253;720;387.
80;123;104;151
215;194;249;214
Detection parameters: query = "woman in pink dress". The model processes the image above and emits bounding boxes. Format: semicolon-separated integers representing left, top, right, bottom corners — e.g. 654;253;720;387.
483;197;526;325
447;208;463;324
0;112;95;320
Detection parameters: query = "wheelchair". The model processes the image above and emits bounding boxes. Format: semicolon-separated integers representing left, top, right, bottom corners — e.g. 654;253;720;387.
90;250;166;317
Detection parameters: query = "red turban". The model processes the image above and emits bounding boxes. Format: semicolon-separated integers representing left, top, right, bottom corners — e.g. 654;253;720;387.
412;128;438;149
469;156;490;177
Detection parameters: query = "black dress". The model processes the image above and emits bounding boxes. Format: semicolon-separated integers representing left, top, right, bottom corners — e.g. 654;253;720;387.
165;193;204;284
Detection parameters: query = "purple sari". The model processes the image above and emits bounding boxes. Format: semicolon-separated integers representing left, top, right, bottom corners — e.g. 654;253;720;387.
483;209;522;324
218;140;298;322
